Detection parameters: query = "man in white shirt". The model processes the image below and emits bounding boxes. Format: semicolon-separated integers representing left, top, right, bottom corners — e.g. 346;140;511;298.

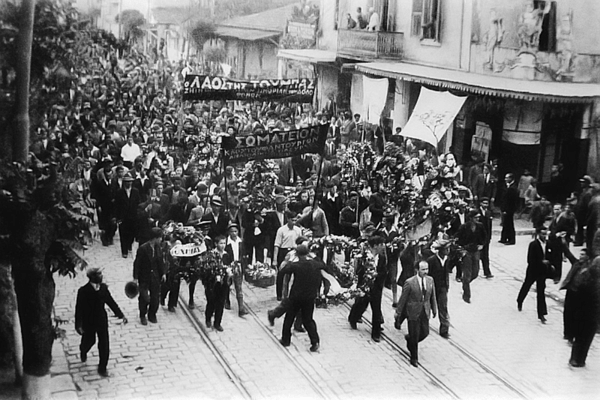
120;135;141;169
367;7;380;31
273;211;303;300
225;223;248;317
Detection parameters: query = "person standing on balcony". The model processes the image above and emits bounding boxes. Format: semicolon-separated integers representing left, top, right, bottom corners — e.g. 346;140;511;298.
346;13;357;29
356;7;368;29
367;7;380;31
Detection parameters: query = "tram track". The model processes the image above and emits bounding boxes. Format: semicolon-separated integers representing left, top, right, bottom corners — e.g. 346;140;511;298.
377;290;530;399
177;274;530;400
177;288;332;399
178;296;253;400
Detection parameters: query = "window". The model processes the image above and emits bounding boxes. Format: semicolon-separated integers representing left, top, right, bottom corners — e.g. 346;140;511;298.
411;0;441;42
334;0;339;30
535;1;556;52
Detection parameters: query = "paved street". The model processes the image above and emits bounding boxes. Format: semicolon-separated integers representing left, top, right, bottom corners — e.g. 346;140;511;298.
48;217;599;400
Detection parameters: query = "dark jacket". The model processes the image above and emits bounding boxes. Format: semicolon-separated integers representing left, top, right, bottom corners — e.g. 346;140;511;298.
527;239;551;278
133;240;167;285
202;211;230;239
75;282;124;330
277;258;325;301
501;183;519;214
427;254;450;292
114;187;141;221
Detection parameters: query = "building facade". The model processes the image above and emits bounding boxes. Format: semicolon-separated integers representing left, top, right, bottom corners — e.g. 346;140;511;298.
278;0;600;192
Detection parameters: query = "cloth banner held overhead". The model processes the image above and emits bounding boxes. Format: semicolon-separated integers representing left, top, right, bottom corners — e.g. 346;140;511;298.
221;124;328;164
402;88;468;147
182;75;315;102
363;76;389;124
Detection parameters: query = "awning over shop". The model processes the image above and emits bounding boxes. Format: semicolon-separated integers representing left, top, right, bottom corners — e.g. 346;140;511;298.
402;88;468;147
353;62;600;103
277;49;337;63
215;26;280;41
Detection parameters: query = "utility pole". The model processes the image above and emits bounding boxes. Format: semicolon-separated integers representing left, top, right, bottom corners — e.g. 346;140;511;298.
14;0;35;163
117;0;123;39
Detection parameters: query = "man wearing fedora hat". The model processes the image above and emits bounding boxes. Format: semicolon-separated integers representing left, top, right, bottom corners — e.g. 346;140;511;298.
75;268;127;377
202;195;230;239
114;172;141;258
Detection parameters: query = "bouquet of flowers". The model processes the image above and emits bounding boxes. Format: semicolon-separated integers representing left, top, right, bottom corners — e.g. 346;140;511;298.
245;261;276;287
331;260;356;289
162;220;204;244
353;249;378;296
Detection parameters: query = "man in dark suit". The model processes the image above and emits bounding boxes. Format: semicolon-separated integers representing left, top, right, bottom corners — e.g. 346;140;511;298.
561;244;591;344
479;197;494;278
75;268;127;377
377;214;401;306
500;173;519;245
134;227;166;325
92;161;117;246
456;209;486;303
321;180;342;235
561;245;600;367
202;195;230;239
427;239;451;338
517;225;551;323
397;261;437;367
166;194;193;224
277;244;325;352
348;235;388;342
114;173;141;258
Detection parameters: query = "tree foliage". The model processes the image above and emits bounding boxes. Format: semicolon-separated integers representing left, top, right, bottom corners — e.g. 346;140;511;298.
116;9;146;45
190;19;216;50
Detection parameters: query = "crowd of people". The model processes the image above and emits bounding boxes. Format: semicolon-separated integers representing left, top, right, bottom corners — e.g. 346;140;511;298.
29;30;599;376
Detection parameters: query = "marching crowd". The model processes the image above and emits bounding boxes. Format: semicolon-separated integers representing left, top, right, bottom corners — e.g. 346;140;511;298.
28;32;599;377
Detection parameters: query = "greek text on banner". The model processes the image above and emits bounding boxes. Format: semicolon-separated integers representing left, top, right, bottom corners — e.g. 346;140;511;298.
221;124;328;164
182;75;315;102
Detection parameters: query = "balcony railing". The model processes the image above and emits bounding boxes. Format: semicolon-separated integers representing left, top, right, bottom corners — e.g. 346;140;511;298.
337;30;403;59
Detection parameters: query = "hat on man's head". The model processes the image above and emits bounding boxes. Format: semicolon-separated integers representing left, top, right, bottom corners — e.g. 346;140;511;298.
195;220;212;229
349;191;359;198
580;175;594;184
195;182;208;194
123;173;134;182
210;195;223;207
275;195;288;205
227;221;239;231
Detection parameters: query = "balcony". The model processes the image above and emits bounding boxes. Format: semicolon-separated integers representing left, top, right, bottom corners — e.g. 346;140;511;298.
337;30;403;60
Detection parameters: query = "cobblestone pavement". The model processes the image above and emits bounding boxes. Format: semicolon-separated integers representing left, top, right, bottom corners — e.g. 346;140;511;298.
49;216;599;400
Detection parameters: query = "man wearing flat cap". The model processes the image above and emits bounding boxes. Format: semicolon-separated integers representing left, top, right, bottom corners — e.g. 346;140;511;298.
75;268;127;377
456;209;486;303
339;191;360;238
574;175;594;246
427;238;451;338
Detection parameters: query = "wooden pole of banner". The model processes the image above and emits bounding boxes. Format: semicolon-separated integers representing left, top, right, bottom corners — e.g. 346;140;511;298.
312;153;325;210
221;147;229;212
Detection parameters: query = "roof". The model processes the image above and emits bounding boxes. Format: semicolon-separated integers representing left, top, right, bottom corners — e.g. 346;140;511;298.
278;49;337;63
151;7;191;25
353;62;600;103
215;26;280;42
218;3;299;33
